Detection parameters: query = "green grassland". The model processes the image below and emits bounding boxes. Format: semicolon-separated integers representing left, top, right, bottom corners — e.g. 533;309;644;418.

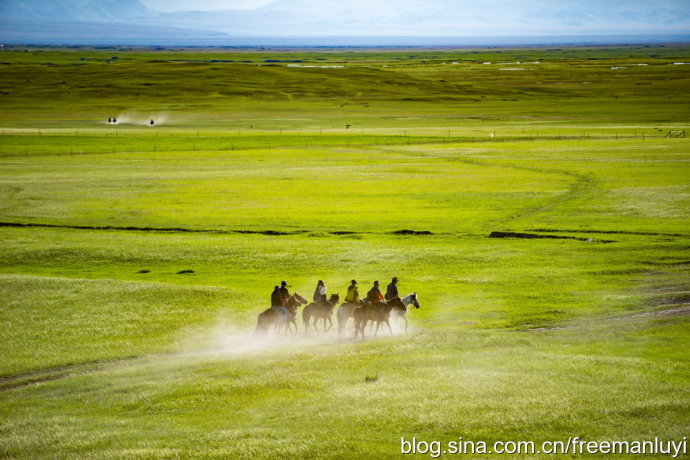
0;45;689;459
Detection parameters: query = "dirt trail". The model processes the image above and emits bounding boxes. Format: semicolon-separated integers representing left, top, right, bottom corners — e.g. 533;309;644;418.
529;303;690;331
621;304;690;318
0;353;172;393
0;333;366;393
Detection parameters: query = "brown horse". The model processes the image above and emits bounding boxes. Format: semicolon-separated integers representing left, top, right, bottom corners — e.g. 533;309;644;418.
285;293;308;334
390;293;420;332
255;293;307;337
353;297;406;339
302;293;340;335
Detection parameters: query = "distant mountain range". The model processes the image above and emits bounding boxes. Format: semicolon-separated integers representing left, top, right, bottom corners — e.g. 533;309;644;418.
1;0;689;46
0;0;227;43
1;0;152;22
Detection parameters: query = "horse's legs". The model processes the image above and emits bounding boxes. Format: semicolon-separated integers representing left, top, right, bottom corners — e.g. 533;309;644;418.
403;312;408;332
385;319;393;335
303;314;310;336
325;317;332;333
276;317;284;337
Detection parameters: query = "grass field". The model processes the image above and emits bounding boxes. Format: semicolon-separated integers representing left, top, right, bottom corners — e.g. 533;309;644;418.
0;44;689;459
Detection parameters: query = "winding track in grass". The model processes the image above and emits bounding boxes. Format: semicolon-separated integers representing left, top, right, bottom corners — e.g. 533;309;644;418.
0;355;151;392
394;145;600;230
529;303;690;332
3;302;687;392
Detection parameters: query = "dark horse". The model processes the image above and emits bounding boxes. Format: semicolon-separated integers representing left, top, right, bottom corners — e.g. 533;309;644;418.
255;308;288;336
302;293;340;335
285;293;308;334
353;297;406;339
255;293;307;337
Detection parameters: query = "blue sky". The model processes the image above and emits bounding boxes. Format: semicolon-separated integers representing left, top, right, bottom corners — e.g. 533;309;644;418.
141;0;690;36
2;0;689;41
139;0;690;36
141;0;274;11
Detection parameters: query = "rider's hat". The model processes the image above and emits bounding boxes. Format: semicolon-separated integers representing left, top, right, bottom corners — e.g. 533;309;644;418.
281;280;287;286
392;276;398;281
351;279;357;284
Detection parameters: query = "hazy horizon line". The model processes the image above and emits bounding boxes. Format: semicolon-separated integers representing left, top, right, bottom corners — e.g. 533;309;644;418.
3;33;689;48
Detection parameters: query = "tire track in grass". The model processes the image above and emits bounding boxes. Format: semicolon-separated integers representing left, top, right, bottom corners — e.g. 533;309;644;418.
453;156;598;228
6;304;687;391
528;303;690;332
0;331;378;392
390;145;599;230
0;355;157;392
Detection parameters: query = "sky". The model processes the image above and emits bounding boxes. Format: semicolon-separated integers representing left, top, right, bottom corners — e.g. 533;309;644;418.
158;0;689;36
2;0;689;45
137;0;690;36
140;0;274;12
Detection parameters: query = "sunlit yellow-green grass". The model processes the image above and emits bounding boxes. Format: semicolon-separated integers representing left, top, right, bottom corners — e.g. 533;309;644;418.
0;46;689;459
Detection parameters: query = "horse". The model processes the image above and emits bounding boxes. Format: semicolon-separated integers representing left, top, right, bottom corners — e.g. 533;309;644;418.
255;306;289;336
390;293;420;332
336;301;361;337
353;297;406;339
302;293;340;335
285;293;308;334
255;293;307;337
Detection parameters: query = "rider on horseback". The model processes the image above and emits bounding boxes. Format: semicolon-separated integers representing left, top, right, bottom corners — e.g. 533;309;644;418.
271;286;282;308
313;280;327;303
344;279;361;304
279;280;290;305
366;281;384;305
385;277;400;301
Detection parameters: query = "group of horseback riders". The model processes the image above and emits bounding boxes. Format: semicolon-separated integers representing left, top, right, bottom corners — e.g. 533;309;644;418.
106;117;155;125
270;277;401;309
257;276;418;337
